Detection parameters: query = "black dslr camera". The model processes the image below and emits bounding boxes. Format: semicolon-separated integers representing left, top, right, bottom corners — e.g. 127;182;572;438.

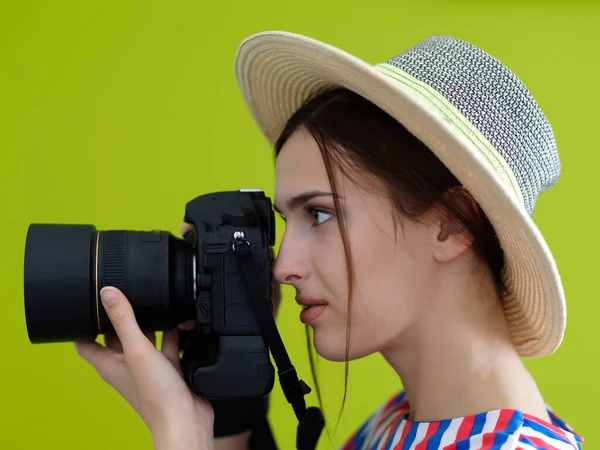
23;189;323;449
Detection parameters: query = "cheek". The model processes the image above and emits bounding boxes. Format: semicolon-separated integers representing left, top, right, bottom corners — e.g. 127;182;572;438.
349;229;433;344
311;226;347;298
351;236;402;322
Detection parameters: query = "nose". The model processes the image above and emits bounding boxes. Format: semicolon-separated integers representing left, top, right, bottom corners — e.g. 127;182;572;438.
272;233;310;287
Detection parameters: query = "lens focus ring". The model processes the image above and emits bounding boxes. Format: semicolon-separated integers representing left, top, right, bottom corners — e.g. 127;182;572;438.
98;230;127;322
100;231;127;298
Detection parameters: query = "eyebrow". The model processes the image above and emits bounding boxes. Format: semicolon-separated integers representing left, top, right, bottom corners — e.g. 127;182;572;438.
273;190;341;215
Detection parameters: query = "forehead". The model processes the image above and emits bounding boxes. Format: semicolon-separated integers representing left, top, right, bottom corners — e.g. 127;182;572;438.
275;130;328;183
273;130;397;225
274;130;332;207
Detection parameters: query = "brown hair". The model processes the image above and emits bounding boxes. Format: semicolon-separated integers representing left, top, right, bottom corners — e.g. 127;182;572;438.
274;87;505;428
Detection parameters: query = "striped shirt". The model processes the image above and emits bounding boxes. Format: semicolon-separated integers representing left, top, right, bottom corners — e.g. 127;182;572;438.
339;391;583;449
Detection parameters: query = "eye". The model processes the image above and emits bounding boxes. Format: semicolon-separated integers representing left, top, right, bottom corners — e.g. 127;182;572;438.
304;206;333;227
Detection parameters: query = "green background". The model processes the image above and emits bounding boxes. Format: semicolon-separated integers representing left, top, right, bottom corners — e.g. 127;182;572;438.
1;0;597;448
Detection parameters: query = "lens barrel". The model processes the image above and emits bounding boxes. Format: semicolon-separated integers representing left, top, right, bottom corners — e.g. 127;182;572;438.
24;224;196;343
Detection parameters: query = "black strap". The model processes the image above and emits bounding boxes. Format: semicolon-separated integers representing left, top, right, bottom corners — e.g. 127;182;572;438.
232;238;325;450
249;412;278;450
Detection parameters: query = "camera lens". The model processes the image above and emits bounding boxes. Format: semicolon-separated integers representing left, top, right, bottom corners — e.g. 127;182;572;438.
24;224;196;343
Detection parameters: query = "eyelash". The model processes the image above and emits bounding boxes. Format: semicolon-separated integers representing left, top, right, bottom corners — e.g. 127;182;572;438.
302;204;332;227
278;205;333;227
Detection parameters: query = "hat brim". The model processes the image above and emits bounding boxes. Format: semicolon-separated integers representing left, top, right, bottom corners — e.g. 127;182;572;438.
235;31;566;358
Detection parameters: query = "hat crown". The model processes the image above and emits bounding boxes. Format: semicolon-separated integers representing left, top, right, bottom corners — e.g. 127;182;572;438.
385;35;560;216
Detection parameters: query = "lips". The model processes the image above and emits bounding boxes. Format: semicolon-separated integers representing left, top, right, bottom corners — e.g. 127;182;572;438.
296;296;329;324
295;295;329;308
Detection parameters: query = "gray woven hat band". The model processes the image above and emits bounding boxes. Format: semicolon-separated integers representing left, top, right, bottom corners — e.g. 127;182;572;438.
386;36;560;216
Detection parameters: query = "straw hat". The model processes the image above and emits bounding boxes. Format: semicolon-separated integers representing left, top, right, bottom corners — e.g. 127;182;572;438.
234;31;565;358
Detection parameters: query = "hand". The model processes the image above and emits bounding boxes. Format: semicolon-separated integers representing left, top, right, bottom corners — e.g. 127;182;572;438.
74;287;214;449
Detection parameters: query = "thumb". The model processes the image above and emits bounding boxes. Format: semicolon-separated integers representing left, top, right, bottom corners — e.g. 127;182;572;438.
100;287;149;354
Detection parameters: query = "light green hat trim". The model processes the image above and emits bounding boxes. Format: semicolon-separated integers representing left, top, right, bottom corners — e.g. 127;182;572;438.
375;62;525;209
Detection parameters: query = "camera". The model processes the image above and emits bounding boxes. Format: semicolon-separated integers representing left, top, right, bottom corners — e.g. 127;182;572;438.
24;188;325;449
24;189;277;400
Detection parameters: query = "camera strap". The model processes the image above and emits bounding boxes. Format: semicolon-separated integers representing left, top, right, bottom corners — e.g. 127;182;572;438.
232;238;325;450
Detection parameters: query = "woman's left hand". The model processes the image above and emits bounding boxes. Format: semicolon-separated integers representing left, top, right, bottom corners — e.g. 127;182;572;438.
74;286;214;450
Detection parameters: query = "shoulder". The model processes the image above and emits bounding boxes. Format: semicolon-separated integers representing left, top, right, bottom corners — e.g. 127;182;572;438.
339;392;583;450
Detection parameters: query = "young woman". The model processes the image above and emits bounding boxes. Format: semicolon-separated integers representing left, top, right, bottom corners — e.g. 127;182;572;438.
74;32;584;449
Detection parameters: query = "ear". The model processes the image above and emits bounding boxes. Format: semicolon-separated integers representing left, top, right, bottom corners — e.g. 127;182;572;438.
431;187;478;263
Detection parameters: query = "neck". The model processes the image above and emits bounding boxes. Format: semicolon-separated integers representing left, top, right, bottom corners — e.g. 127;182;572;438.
380;268;550;423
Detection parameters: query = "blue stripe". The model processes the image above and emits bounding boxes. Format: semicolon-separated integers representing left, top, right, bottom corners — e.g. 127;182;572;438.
352;430;367;449
455;412;488;449
492;411;520;449
426;419;452;450
523;432;581;450
372;434;384;450
393;391;407;406
519;436;545;448
471;412;488;436
351;409;380;450
383;417;404;450
402;423;419;449
523;417;572;445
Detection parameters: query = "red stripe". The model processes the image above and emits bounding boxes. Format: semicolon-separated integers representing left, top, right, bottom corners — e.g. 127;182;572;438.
521;435;561;450
522;412;569;441
493;409;515;433
338;428;356;449
382;395;398;412
414;421;440;450
455;414;476;442
395;421;412;449
479;409;515;448
383;413;406;448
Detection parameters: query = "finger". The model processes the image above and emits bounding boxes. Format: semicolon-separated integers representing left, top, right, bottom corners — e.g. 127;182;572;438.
104;333;123;352
180;223;193;236
100;287;151;355
161;329;182;372
143;330;156;347
177;319;198;331
75;341;124;385
75;340;107;366
75;340;117;373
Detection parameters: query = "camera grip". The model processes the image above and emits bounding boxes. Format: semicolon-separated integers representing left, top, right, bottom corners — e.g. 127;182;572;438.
185;335;274;399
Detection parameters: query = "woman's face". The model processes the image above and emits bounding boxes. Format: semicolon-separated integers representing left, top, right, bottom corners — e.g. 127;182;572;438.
273;129;443;362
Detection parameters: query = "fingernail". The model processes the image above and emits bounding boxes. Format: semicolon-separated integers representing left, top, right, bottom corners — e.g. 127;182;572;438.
100;287;119;305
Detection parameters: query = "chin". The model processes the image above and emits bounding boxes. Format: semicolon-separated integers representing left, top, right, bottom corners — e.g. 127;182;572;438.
312;327;377;362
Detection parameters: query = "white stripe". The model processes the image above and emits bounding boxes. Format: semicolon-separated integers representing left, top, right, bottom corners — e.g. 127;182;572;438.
564;431;579;449
361;410;400;450
515;443;538;450
375;427;391;450
389;421;407;449
520;425;577;450
439;417;462;446
408;423;430;450
376;410;404;436
370;410;405;450
359;410;384;450
499;428;522;450
470;410;500;449
557;427;580;449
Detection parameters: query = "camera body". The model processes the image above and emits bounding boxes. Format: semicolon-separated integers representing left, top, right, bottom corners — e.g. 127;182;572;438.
24;189;277;400
179;189;276;399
